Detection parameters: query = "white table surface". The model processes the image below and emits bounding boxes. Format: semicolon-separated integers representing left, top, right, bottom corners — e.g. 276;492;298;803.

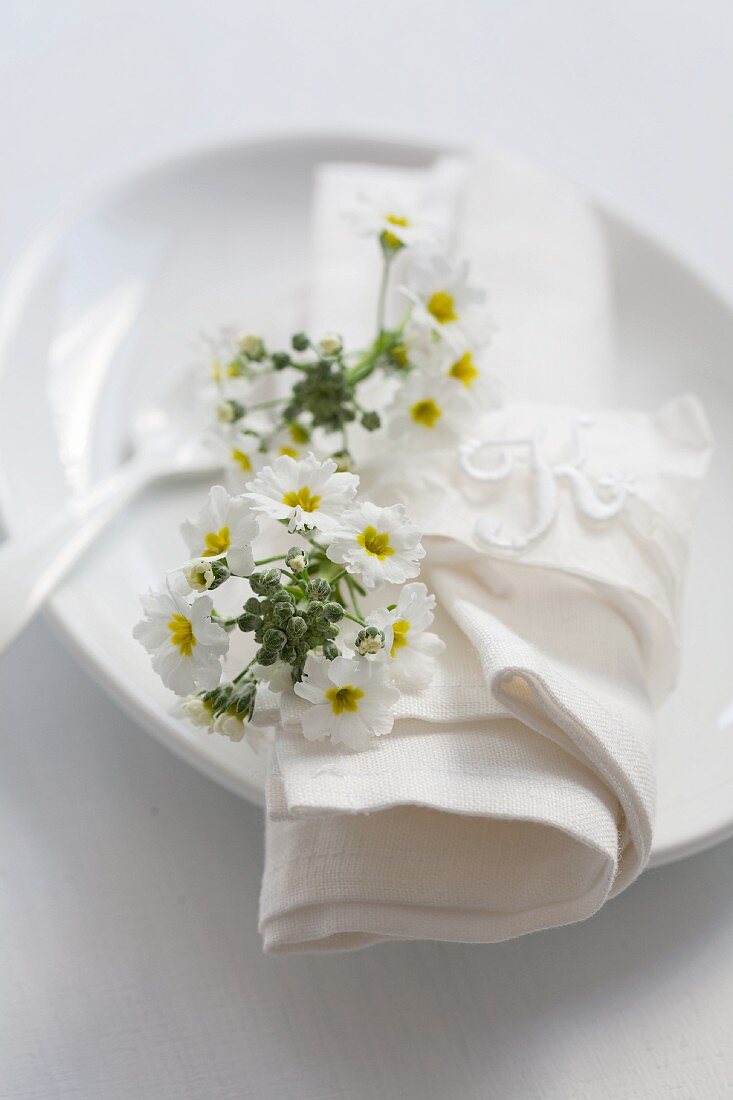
1;3;732;1097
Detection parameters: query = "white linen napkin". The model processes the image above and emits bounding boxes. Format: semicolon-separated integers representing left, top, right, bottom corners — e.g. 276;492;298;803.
258;149;712;953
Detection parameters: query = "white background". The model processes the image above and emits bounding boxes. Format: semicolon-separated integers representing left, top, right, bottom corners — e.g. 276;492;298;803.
2;2;732;1097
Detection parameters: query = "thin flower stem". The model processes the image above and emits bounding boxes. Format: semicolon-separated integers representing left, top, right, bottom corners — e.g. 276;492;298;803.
253;553;286;566
376;252;392;334
213;614;239;629
344;312;410;386
342;611;366;627
233;660;255;684
248;397;288;412
345;574;363;619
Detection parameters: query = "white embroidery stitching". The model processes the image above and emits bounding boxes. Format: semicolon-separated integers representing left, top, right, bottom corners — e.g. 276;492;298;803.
459;417;635;551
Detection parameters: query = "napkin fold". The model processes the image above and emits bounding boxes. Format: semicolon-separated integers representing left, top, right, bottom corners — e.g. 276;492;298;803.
258;148;712;953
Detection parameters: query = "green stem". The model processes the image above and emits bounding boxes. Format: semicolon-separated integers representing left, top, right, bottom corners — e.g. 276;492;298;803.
248;397;288;412
344;341;384;386
213;614;239;629
253;553;286;566
233;660;255;684
342;610;366;627
345;574;363;619
376;252;392;334
344;314;410;387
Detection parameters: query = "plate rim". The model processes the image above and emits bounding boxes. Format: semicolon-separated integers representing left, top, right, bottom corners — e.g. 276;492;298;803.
1;128;731;868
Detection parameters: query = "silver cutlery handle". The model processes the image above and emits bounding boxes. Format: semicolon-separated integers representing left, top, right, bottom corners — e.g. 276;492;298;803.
0;460;152;655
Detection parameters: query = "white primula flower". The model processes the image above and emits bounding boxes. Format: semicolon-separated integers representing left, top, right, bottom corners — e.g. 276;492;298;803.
216;709;249;743
180;485;259;577
182;558;220;592
294;654;400;750
405;333;497;407
319;332;343;356
386;370;468;446
346;194;439;252
367;582;445;688
133;583;229;696
239;332;265;360
401;255;493;351
325;501;425;590
212;428;266;494
244;453;358;533
180;694;216;729
267;420;313;461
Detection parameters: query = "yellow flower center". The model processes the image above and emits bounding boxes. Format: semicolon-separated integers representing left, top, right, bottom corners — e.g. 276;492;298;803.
168;613;197;657
410;399;442;429
231;448;252;472
279;446;299;458
449;351;478;388
326;685;365;715
203;526;230;556
289;422;310;445
226;360;241;377
282;486;321;513
390;619;410;656
357;525;394;559
427;290;457;324
381;213;409;251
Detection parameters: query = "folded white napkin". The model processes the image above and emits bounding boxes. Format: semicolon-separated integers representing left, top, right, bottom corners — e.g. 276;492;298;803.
259;149;712;953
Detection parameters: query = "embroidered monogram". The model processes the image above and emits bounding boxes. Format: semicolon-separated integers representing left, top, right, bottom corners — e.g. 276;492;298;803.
459;417;636;551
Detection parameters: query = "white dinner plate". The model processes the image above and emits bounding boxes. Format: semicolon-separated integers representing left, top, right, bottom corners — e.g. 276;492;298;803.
0;133;730;868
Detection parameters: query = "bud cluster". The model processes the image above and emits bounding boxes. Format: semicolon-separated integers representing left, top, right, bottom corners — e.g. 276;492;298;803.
237;565;345;683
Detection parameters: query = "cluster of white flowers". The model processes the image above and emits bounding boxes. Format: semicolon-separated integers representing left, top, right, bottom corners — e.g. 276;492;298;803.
137;198;498;750
196;193;495;489
134;454;444;750
348;194;496;447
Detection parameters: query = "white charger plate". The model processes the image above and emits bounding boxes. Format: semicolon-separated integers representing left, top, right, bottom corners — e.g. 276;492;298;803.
0;133;730;868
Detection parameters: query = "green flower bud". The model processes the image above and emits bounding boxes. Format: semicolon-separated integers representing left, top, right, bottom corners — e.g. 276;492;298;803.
216;399;246;423
244;596;261;614
250;568;281;595
261;567;282;593
280;643;297;665
307;600;324;620
355;626;385;655
183;557;229;592
306;578;331;600
272;600;295;624
271;351;291;371
319;332;343;356
237;612;262;633
323;601;344;623
263;627;287;653
255;647;278;666
285;546;308;572
323;641;339;660
380;228;406;254
360;410;381;432
199;683;235;717
332;449;354;472
286;616;307;639
239;333;265;360
291;332;310;351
